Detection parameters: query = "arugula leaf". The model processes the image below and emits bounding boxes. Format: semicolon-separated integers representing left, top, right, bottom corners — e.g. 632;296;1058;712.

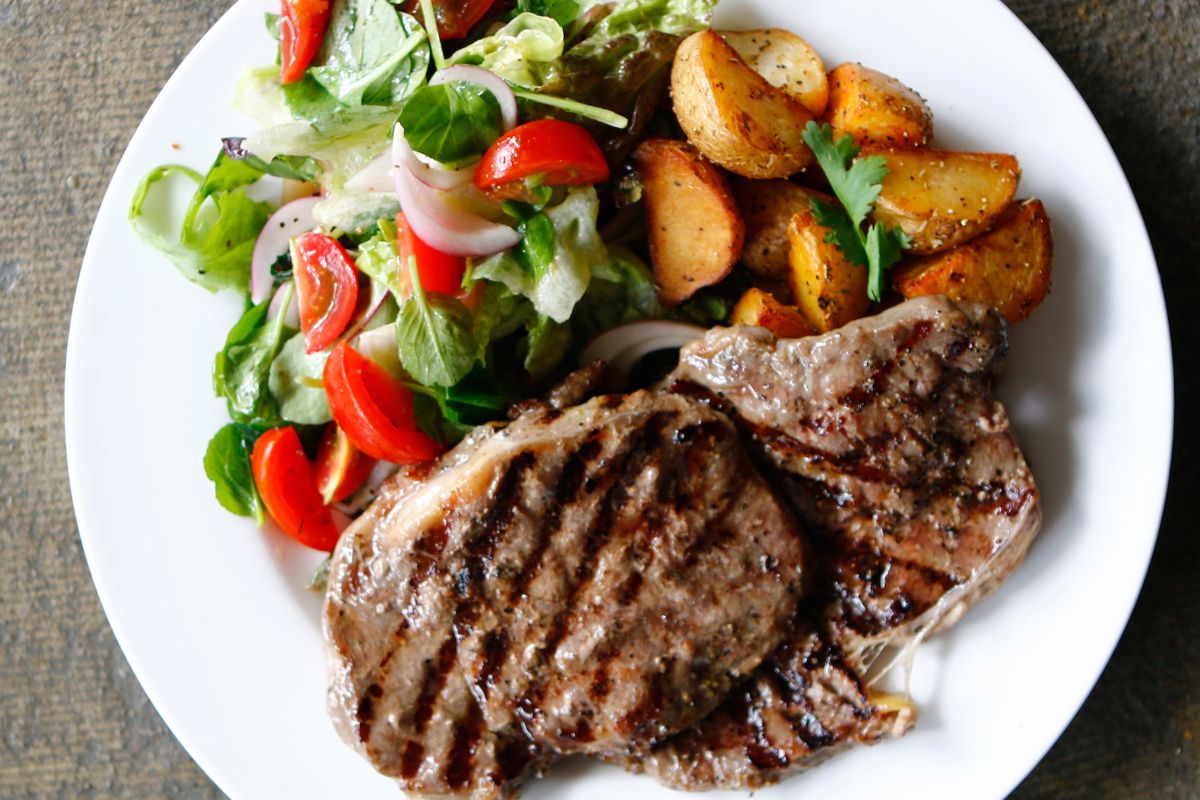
396;258;479;387
269;332;334;425
800;121;911;302
213;288;292;425
129;154;273;294
204;423;266;522
399;80;505;165
413;392;474;444
310;0;429;105
516;0;580;27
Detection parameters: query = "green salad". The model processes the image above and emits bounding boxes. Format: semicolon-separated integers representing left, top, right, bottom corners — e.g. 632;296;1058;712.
131;0;733;549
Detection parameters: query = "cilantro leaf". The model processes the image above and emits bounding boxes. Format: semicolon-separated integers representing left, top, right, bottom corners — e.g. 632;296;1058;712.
810;196;868;267
800;121;911;302
865;223;909;302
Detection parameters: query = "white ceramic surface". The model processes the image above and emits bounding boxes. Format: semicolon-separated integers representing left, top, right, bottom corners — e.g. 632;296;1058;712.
65;1;1174;798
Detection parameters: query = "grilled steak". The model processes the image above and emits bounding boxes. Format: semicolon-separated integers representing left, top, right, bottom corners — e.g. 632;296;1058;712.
324;391;807;796
671;295;1042;668
625;296;1041;791
618;615;916;790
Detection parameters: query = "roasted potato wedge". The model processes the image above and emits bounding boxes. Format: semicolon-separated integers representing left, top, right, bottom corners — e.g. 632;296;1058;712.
731;287;817;338
671;30;816;179
633;138;744;306
787;209;871;332
732;179;828;281
894;198;1053;322
866;147;1021;254
825;63;934;147
722;29;829;117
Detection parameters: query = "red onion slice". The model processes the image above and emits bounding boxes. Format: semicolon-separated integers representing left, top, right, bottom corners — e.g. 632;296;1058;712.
251;196;321;304
430;65;518;132
580;321;706;377
392;136;477;191
337;279;392;344
392;127;519;257
344;151;395;194
267;280;300;328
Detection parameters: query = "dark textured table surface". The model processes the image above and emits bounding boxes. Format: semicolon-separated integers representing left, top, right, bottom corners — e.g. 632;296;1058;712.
1;1;1196;797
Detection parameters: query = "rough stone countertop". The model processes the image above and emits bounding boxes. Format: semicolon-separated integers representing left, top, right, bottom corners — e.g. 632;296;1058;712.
0;1;1196;797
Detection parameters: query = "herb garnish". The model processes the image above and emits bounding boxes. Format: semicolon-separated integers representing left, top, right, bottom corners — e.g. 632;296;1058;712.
800;121;910;301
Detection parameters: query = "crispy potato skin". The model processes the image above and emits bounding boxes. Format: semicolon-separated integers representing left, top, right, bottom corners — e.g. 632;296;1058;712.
732;179;828;281
722;29;829;117
825;63;934;148
633;138;745;306
787;210;871;332
731;287;817;338
894;198;1053;322
866;147;1021;254
671;30;816;180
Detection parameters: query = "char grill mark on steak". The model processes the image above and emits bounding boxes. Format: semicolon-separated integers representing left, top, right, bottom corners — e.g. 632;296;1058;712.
619;620;915;790
669;296;1041;667
625;297;1040;791
456;395;806;754
325;391;808;795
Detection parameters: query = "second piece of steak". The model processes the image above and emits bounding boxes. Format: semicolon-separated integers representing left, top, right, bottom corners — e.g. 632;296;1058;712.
324;391;808;796
631;296;1042;791
619;615;916;790
671;295;1042;670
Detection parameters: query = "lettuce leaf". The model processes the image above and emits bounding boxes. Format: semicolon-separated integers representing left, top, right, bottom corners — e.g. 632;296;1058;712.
268;332;333;425
449;13;566;87
471;186;604;323
310;1;429;105
129;152;273;294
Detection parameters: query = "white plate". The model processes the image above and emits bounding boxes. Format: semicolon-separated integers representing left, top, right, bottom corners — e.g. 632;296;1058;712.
66;1;1173;798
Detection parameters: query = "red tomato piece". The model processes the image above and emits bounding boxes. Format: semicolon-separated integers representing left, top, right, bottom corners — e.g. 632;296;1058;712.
475;119;610;197
395;212;467;297
293;232;360;354
315;423;377;504
323;342;444;464
251;427;341;552
280;0;332;85
404;0;495;40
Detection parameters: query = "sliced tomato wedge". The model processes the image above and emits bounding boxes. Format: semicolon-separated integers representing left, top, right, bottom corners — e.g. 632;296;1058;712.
405;0;495;40
475;119;610;198
251;427;341;552
293;232;360;354
323;342;444;464
395;212;467;297
280;0;332;84
315;423;377;504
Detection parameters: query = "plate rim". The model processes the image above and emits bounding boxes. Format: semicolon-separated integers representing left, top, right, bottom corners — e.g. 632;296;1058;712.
64;0;1176;797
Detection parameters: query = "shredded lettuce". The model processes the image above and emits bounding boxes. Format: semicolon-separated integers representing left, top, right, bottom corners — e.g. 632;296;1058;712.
471;186;605;323
450;13;566;87
129;152;273;294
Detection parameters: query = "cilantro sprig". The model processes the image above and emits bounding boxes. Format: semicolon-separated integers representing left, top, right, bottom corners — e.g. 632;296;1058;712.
800;122;910;301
